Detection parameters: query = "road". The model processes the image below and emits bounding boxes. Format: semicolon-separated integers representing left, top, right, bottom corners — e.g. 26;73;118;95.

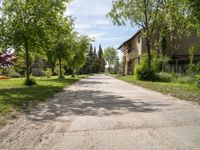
0;74;200;150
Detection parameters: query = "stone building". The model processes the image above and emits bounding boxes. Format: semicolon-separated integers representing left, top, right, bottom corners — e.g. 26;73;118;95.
118;29;200;75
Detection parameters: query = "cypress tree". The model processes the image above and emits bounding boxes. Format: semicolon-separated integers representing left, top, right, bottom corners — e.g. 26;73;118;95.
98;44;105;73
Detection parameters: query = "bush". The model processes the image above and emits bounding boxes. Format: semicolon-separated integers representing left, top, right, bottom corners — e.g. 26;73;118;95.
195;75;200;87
134;53;156;81
134;64;156;81
24;78;37;86
155;72;173;82
175;75;196;84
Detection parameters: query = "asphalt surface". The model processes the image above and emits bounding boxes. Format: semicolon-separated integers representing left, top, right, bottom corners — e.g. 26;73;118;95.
0;74;200;150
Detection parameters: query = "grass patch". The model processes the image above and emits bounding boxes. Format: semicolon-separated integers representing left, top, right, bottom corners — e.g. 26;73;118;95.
0;75;88;115
116;75;200;103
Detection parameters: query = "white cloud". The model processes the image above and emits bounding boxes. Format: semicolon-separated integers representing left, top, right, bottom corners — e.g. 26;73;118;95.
66;0;138;49
94;20;111;26
74;23;91;30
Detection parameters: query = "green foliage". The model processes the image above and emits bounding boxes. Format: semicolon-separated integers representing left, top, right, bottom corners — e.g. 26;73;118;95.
117;75;200;103
113;57;120;74
24;78;36;86
81;44;106;74
108;0;163;67
134;53;157;81
155;72;173;82
134;51;169;81
134;65;156;81
174;75;196;85
195;75;200;88
66;35;91;77
97;44;106;73
0;0;72;85
0;76;87;115
188;44;197;74
103;47;117;68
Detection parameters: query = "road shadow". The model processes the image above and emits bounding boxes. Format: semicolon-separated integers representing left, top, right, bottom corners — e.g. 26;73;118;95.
26;89;170;122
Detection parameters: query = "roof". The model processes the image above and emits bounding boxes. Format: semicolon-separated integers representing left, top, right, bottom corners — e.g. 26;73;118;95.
118;29;142;50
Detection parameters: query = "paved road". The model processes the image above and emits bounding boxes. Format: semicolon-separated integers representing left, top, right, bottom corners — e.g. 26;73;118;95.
1;74;200;150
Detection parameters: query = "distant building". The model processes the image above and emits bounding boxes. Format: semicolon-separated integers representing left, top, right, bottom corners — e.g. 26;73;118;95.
118;30;200;75
31;59;48;76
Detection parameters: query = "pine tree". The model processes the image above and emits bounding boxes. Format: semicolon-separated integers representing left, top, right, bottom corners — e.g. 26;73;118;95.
81;44;94;74
93;47;98;73
98;44;105;73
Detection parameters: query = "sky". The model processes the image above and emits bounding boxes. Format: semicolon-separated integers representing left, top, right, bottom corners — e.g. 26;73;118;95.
65;0;139;51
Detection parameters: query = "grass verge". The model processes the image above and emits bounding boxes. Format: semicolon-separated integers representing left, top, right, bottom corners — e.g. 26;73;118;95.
116;75;200;104
0;75;88;116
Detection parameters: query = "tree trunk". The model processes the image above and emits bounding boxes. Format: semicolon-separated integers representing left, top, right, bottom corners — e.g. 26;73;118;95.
161;37;167;55
51;64;55;75
59;58;62;79
146;37;151;68
72;66;75;78
25;44;30;85
77;69;79;77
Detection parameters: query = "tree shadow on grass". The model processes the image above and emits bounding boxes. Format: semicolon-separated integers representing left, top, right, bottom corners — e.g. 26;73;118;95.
26;89;171;122
0;78;80;113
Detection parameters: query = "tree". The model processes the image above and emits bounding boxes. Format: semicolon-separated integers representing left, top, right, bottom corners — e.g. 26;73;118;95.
0;0;71;85
108;0;163;67
53;38;72;79
186;0;200;34
92;47;99;73
67;35;91;77
0;51;15;73
187;0;200;23
155;1;192;54
114;57;120;74
97;44;106;73
103;47;117;68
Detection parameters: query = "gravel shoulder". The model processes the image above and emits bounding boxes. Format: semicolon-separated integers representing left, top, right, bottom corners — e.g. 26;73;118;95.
0;74;200;150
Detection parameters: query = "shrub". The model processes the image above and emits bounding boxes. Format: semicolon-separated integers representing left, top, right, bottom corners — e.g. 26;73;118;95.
175;75;196;84
24;78;37;86
195;75;200;87
155;72;173;82
134;53;156;81
187;44;197;74
134;64;156;81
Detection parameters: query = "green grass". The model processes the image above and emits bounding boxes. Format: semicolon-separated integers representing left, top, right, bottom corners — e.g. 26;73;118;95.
0;75;88;115
116;75;200;103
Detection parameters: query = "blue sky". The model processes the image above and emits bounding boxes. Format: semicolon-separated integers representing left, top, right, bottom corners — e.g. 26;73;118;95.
66;0;139;50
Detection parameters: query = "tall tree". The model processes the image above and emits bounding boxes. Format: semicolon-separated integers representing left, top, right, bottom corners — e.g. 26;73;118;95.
108;0;162;67
103;47;117;68
98;44;105;73
0;0;71;85
67;35;91;77
53;38;72;79
93;47;99;73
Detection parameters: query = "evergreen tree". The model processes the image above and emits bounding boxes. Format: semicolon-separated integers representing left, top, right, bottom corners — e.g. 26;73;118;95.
92;47;97;73
98;44;106;73
81;44;94;74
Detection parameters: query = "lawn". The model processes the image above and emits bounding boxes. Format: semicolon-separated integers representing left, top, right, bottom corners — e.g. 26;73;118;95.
116;75;200;104
0;75;88;115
